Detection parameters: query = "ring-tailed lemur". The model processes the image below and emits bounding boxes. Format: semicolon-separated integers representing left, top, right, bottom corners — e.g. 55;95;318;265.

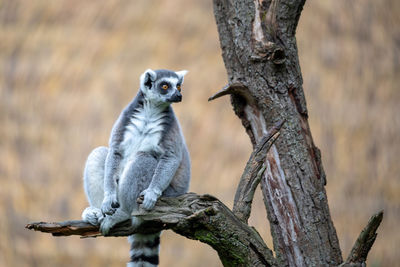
81;69;191;267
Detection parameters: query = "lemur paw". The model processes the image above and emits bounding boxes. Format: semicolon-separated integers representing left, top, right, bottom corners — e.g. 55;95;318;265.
99;209;130;235
101;193;119;215
82;206;104;226
139;188;161;210
100;216;115;235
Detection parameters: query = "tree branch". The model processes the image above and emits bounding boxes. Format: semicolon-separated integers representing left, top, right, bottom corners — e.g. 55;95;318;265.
208;82;247;102
27;193;277;267
339;210;384;266
233;119;284;223
26;220;100;237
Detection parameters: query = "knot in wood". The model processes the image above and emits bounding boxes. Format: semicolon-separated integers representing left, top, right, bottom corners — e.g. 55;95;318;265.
270;47;285;65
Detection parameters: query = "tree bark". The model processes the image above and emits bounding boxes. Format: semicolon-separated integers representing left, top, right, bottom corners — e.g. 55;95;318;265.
211;0;342;265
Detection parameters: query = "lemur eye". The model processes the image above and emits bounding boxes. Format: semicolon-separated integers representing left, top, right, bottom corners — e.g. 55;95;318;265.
177;85;181;91
162;84;169;90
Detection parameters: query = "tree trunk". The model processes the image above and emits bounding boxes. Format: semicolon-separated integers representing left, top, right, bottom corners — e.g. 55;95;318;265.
212;0;342;265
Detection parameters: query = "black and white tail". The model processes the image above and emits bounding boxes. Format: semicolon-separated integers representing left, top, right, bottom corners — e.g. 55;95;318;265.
127;233;160;267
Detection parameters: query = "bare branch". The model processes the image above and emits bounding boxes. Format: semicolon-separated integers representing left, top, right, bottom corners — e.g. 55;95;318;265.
27;193;277;267
340;210;384;266
26;220;100;237
208;82;247;102
233;120;284;223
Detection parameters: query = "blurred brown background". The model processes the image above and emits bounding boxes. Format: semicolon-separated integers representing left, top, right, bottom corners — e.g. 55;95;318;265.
1;0;399;266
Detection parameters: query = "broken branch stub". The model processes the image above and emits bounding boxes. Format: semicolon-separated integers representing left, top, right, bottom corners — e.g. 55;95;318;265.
344;210;384;265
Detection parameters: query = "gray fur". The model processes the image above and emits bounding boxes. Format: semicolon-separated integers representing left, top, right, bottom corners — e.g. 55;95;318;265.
81;69;190;267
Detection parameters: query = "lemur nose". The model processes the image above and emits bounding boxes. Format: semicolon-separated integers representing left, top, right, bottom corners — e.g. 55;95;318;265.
170;91;182;102
167;91;182;103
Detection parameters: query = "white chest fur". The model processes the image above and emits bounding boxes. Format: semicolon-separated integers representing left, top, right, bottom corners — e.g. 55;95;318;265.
121;101;167;162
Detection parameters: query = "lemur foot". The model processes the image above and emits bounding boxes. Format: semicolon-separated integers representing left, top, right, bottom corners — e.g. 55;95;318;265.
100;209;130;235
82;206;104;226
139;188;161;210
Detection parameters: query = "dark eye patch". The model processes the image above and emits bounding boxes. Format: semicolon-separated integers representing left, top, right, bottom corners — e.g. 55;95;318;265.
159;82;171;94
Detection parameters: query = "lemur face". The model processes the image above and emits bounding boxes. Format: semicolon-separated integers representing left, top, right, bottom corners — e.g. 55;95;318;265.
140;69;188;104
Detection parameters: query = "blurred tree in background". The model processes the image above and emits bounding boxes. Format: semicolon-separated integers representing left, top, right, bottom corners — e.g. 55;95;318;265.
0;0;399;266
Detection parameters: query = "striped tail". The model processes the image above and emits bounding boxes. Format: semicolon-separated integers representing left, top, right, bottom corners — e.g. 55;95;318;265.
127;233;160;267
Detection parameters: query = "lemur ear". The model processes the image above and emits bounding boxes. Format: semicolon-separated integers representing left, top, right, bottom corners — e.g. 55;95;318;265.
176;70;188;82
140;69;157;89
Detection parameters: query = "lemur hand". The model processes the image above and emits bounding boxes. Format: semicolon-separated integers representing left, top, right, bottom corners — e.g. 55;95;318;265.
101;193;119;215
139;188;161;210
